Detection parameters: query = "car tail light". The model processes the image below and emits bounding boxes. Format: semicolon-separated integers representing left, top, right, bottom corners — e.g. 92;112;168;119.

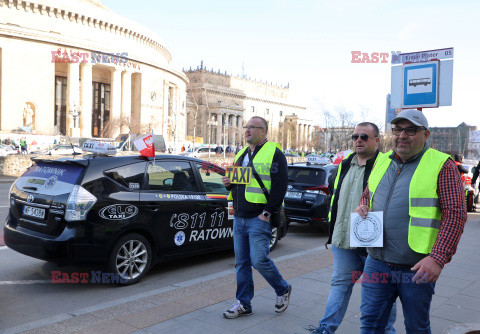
65;185;97;221
304;185;329;196
8;182;15;207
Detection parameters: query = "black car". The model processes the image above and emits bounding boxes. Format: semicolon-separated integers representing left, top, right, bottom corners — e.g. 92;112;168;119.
284;162;338;231
4;153;287;284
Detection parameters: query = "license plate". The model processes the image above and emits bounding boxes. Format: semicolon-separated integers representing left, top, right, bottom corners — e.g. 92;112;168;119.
286;191;302;199
23;205;46;219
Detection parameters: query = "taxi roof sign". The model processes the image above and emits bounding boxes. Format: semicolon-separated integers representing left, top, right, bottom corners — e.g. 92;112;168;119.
307;156;331;165
82;141;117;156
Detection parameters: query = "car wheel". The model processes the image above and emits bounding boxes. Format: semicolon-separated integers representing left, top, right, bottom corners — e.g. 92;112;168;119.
107;233;152;285
269;227;279;250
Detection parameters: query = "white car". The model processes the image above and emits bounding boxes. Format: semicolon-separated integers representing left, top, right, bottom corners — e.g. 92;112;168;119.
0;144;18;156
48;145;84;155
179;147;216;158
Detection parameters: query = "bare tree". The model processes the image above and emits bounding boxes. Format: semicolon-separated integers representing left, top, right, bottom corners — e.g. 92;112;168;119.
187;88;202;145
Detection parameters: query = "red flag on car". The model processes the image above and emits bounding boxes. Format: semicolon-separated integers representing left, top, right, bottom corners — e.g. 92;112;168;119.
332;150;352;165
133;131;155;157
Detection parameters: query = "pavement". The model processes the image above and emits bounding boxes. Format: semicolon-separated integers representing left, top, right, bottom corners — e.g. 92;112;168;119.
0;176;17;184
4;215;480;334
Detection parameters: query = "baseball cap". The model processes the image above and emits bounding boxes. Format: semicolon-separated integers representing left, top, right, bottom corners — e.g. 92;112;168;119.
391;109;429;128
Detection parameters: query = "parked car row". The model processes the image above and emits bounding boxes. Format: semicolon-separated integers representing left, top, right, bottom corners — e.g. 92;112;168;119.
0;144;19;156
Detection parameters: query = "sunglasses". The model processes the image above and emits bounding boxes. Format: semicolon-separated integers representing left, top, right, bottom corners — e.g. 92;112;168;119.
243;126;264;130
351;134;376;141
392;126;426;136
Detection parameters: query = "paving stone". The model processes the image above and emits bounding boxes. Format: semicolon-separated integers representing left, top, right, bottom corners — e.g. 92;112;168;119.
136;318;180;333
119;302;190;328
256;312;320;334
435;275;475;289
149;318;227;334
291;277;332;297
446;294;480;312
434;284;462;298
429;315;460;334
72;319;139;334
459;282;480;298
431;304;480;323
430;295;450;311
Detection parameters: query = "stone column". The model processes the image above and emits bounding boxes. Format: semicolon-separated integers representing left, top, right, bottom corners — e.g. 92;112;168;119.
121;70;132;134
130;73;142;131
216;113;223;144
66;62;80;136
80;63;92;137
238;115;243;145
110;67;122;138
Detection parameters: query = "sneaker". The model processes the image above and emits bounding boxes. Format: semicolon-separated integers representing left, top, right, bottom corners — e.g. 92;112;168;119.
223;300;253;319
275;284;292;313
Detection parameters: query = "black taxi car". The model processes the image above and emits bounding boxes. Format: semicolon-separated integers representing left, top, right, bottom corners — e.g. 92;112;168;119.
4;147;288;284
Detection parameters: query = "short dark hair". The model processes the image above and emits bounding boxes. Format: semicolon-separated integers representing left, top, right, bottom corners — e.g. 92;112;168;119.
251;116;268;131
357;122;379;137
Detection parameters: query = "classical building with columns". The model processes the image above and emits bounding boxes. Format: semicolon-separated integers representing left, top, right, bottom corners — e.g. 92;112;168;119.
282;114;315;152
185;64;310;150
0;0;187;142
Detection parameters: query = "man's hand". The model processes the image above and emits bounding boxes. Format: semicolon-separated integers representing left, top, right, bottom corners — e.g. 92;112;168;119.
222;176;231;187
354;204;370;219
411;256;442;284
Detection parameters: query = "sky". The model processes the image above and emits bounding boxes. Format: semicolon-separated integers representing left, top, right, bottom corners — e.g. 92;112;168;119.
101;0;480;131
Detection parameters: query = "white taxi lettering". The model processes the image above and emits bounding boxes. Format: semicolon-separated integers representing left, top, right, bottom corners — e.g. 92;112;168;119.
189;227;233;242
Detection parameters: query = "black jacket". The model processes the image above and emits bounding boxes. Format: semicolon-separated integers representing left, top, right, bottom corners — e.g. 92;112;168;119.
228;141;288;218
472;161;480;186
327;149;381;245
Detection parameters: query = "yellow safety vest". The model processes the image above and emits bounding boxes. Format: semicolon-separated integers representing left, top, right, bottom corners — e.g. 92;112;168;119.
227;142;281;203
328;152;383;222
368;148;450;254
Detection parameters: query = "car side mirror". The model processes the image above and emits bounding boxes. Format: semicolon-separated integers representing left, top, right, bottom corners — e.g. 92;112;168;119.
163;178;173;186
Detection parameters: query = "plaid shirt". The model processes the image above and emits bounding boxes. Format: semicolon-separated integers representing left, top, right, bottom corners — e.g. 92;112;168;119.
360;157;467;267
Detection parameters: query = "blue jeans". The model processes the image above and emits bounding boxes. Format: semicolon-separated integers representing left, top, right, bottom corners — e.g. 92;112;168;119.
361;255;435;334
318;246;397;334
233;216;290;309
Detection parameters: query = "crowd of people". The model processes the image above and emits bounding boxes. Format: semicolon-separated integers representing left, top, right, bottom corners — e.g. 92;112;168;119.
221;111;468;334
0;137;28;154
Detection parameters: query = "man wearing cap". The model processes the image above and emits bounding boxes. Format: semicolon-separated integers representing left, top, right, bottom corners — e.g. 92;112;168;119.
355;109;467;333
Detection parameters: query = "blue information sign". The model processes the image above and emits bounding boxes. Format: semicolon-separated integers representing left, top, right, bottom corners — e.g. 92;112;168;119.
402;61;439;108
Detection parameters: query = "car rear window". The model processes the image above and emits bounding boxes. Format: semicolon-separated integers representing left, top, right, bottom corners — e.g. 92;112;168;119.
104;162;146;190
288;167;326;184
15;162;84;195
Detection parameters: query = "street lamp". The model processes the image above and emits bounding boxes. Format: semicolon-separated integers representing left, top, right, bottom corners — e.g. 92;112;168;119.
69;104;81;130
207;116;218;158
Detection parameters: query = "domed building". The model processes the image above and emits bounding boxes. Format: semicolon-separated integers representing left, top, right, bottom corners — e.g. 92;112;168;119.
0;0;187;142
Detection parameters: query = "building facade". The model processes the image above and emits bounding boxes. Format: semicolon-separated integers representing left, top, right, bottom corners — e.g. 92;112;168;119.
0;0;187;143
185;64;311;150
282;114;315;152
429;122;477;158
